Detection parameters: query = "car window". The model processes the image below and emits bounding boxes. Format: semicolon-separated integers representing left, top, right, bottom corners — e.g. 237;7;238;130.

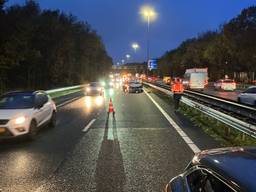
0;93;35;109
250;88;256;93
36;93;48;106
89;82;100;87
186;169;234;192
42;94;49;104
244;88;256;94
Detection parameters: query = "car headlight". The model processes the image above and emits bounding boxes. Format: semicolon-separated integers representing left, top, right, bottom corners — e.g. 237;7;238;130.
86;87;91;92
15;116;26;125
101;81;106;87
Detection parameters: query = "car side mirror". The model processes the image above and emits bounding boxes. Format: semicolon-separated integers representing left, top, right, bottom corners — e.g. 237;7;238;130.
35;100;43;109
166;176;185;192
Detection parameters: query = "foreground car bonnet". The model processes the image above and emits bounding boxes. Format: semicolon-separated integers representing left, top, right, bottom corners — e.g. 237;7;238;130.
193;147;256;191
0;108;34;120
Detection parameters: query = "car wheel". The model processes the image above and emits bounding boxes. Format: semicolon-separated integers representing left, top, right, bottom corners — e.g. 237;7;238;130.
28;120;38;140
237;97;241;103
49;111;56;128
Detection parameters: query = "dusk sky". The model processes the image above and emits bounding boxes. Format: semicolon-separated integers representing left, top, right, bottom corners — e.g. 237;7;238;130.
7;0;256;64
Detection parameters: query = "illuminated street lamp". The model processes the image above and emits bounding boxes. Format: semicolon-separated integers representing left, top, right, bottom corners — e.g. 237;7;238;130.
132;43;139;53
117;62;120;66
140;5;157;61
126;54;131;60
121;59;125;64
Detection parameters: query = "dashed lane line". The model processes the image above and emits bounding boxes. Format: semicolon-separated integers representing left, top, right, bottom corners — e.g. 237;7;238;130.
82;119;96;132
144;89;201;153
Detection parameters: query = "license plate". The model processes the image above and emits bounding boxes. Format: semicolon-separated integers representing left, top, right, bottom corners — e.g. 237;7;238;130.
0;128;5;133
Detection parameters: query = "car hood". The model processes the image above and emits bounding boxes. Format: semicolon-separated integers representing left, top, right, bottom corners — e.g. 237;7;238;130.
0;108;34;119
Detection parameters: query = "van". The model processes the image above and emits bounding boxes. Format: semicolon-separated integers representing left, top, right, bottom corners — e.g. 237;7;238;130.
183;68;208;90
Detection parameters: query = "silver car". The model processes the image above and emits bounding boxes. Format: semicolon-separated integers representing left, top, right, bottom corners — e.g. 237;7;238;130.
237;86;256;106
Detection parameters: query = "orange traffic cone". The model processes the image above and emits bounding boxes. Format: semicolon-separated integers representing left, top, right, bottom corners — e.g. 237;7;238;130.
108;98;115;115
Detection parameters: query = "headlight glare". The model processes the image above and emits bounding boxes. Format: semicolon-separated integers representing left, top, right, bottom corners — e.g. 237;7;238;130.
15;116;26;125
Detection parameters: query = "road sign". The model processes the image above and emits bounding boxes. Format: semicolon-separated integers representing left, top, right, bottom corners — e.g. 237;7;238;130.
148;59;157;70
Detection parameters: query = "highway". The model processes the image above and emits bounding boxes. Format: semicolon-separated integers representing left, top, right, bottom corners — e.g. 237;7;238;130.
203;85;240;102
0;86;219;192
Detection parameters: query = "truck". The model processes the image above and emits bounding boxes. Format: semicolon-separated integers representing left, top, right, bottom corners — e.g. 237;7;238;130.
183;68;208;90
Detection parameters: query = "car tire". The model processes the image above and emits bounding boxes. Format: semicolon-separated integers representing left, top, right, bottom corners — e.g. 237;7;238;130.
28;120;38;140
237;97;241;104
49;111;56;128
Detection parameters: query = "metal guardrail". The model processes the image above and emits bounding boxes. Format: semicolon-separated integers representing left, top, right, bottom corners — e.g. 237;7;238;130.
46;85;82;94
45;85;83;98
143;82;256;139
146;81;256;121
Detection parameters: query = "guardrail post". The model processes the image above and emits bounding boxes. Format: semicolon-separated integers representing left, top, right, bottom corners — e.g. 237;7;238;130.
241;133;246;141
225;127;231;137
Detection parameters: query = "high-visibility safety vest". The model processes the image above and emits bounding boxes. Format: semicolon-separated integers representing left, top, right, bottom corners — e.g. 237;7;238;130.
171;82;184;93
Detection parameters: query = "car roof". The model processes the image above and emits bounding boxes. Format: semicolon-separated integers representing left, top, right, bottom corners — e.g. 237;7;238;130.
2;90;46;96
248;86;256;89
193;147;256;191
88;82;100;85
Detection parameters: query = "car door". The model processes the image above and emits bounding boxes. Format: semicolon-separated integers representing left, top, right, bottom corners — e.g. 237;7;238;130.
241;88;255;105
247;88;256;105
41;94;52;122
34;93;50;126
239;88;250;104
34;93;45;125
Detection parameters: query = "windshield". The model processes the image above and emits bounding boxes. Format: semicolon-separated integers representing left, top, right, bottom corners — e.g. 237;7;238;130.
0;93;35;109
129;81;140;84
89;82;100;87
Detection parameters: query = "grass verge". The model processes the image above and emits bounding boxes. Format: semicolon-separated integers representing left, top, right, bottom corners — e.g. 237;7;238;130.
179;103;256;147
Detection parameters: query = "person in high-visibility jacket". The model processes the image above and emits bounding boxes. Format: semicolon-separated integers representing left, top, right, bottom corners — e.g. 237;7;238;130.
171;78;184;111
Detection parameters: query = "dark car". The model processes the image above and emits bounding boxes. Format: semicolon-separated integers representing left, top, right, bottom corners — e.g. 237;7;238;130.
85;82;104;96
165;147;256;192
127;80;143;93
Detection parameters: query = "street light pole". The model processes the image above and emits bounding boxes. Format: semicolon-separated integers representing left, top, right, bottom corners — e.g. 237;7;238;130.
140;5;157;76
147;15;150;62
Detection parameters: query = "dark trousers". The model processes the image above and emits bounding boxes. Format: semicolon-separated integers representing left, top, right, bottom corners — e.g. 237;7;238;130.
173;93;182;110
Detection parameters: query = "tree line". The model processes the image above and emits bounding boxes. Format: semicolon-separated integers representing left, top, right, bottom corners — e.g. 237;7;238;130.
0;0;112;92
158;6;256;82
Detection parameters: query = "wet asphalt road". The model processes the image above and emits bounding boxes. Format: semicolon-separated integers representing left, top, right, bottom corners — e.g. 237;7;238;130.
0;86;219;192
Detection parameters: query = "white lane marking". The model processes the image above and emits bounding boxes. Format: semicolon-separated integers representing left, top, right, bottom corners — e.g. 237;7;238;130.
56;96;81;108
144;89;201;153
82;119;96;132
